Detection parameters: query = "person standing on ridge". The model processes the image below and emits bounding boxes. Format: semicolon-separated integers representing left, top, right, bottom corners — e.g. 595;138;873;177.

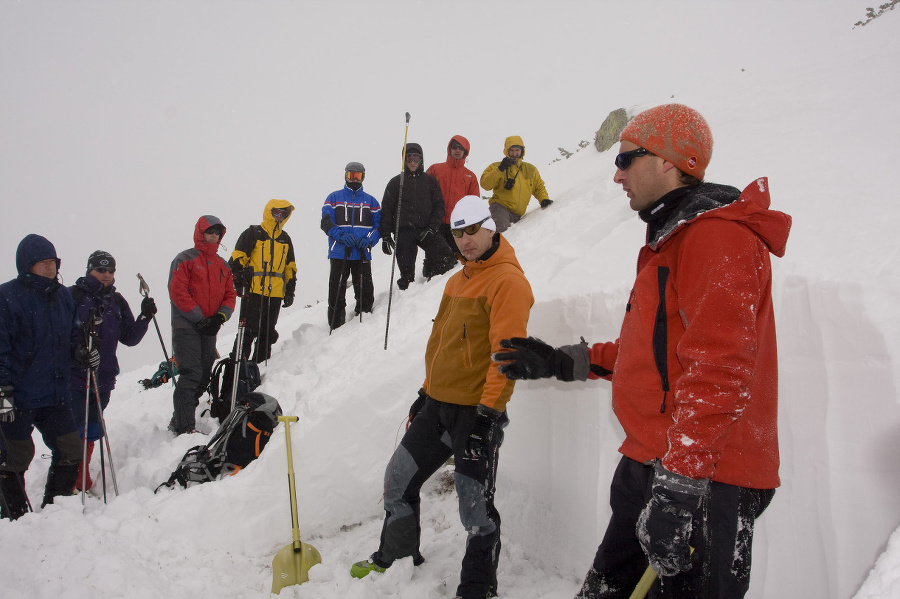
493;104;791;598
352;196;534;599
0;234;95;519
321;162;381;329
229;199;297;362
68;250;156;493
480;135;552;232
427;135;479;250
168;216;236;435
380;142;456;289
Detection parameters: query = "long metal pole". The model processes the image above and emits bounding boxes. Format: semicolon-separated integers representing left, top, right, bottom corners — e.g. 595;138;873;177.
384;111;411;350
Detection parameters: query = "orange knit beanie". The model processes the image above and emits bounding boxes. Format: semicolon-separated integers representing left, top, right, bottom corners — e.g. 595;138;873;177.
619;104;713;180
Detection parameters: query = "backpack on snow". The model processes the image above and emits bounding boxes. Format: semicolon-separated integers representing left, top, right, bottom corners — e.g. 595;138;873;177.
155;391;282;492
206;356;262;423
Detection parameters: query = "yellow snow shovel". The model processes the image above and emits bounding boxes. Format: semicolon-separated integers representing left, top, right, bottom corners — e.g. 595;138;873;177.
271;415;322;594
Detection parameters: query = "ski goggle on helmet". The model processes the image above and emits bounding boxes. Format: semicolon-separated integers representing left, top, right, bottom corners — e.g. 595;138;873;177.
345;161;365;183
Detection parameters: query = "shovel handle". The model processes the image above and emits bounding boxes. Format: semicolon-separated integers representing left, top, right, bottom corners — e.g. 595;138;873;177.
278;416;299;423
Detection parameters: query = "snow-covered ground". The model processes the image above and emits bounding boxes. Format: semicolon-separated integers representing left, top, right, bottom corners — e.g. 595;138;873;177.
2;2;900;598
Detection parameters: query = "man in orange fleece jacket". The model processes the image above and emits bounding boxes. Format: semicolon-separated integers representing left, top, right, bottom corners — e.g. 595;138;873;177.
352;196;533;599
494;104;791;599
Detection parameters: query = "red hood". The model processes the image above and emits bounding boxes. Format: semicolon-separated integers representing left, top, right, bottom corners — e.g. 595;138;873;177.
698;178;791;258
193;215;227;255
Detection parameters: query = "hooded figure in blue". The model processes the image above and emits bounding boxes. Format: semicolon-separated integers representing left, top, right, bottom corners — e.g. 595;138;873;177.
320;162;381;329
68;250;155;492
0;234;87;519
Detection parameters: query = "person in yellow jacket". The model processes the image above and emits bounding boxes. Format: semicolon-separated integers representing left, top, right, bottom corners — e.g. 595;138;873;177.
228;199;297;362
351;196;533;599
480;135;553;232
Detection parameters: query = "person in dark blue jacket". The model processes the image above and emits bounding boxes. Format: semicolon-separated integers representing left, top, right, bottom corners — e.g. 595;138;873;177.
68;250;156;493
0;234;96;519
320;162;381;329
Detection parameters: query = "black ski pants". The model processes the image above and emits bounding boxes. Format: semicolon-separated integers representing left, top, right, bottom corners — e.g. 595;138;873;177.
239;293;282;362
576;456;775;599
395;228;455;284
327;258;373;329
171;327;218;432
375;395;506;599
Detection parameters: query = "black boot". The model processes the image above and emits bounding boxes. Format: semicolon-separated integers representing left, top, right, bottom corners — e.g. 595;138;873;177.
0;471;30;520
42;463;79;508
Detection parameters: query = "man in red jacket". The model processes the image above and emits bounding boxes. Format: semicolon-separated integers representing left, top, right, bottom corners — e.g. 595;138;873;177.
494;104;791;598
427;135;480;250
167;215;236;435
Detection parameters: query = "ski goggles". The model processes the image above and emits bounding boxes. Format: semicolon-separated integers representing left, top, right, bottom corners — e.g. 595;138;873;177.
449;141;465;152
345;171;364;182
271;207;292;220
93;267;115;274
405;153;422;162
614;147;652;171
451;217;490;238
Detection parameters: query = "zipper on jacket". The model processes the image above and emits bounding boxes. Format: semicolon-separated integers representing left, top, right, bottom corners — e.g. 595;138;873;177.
652;266;671;413
462;322;472;368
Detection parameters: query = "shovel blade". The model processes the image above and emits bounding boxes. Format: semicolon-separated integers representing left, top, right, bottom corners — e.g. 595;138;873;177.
271;541;322;594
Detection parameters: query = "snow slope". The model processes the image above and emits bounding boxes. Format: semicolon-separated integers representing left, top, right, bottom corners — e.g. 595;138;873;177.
2;2;900;599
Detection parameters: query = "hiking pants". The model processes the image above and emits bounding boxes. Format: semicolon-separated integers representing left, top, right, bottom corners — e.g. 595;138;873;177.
395;229;455;284
488;203;521;233
171;327;217;432
240;293;282;363
576;456;775;599
327;258;373;329
68;386;111;441
375;395;506;599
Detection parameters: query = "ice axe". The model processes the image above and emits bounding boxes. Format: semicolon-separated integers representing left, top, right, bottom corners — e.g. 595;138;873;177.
136;273;176;385
271;415;321;594
628;546;695;599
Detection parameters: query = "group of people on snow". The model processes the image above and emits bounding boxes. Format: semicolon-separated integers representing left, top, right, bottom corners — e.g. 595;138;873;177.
0;107;790;599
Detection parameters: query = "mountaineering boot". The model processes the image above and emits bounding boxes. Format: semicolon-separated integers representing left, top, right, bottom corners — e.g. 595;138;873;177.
0;471;30;520
350;555;388;579
74;441;95;492
397;277;411;291
42;463;79;508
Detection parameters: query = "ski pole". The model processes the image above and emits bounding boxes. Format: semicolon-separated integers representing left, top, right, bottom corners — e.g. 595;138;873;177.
384;111;410;350
136;273;176;385
80;308;100;507
91;368;118;498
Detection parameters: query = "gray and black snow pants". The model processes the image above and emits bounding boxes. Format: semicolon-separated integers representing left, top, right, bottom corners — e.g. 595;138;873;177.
374;394;506;599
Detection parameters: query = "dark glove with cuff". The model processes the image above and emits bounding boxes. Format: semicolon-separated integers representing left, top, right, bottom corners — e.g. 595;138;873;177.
283;279;296;308
540;199;554;209
75;345;101;369
382;235;395;255
636;461;708;577
196;312;227;336
418;228;435;243
493;336;586;381
407;388;427;429
140;296;157;319
464;404;502;461
498;157;515;172
0;385;15;422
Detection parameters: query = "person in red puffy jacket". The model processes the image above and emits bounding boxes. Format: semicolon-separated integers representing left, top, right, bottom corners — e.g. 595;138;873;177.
494;104;792;599
167;215;236;435
427;135;480;250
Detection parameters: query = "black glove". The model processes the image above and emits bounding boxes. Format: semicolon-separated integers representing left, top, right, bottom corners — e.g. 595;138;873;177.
493;337;575;381
282;294;294;308
407;389;427;429
196;312;226;336
356;235;371;250
75;345;101;369
498;157;516;172
240;266;254;296
140;296;157;319
418;228;435;243
540;199;554;209
340;231;357;248
464;405;501;461
637;461;708;577
382;235;395;255
0;385;15;423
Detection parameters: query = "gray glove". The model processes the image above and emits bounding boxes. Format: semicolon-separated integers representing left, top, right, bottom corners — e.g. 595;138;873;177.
0;385;14;422
636;461;708;577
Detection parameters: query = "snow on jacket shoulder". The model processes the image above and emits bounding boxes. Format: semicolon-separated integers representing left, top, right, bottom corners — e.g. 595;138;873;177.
168;215;236;329
423;235;533;413
588;178;791;489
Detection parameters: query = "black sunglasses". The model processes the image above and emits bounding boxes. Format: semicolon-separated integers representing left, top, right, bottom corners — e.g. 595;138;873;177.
615;147;652;171
204;226;223;236
93;267;115;274
451;218;489;238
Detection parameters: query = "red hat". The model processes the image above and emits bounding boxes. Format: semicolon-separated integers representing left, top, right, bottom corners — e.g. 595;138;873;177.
619;104;713;180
